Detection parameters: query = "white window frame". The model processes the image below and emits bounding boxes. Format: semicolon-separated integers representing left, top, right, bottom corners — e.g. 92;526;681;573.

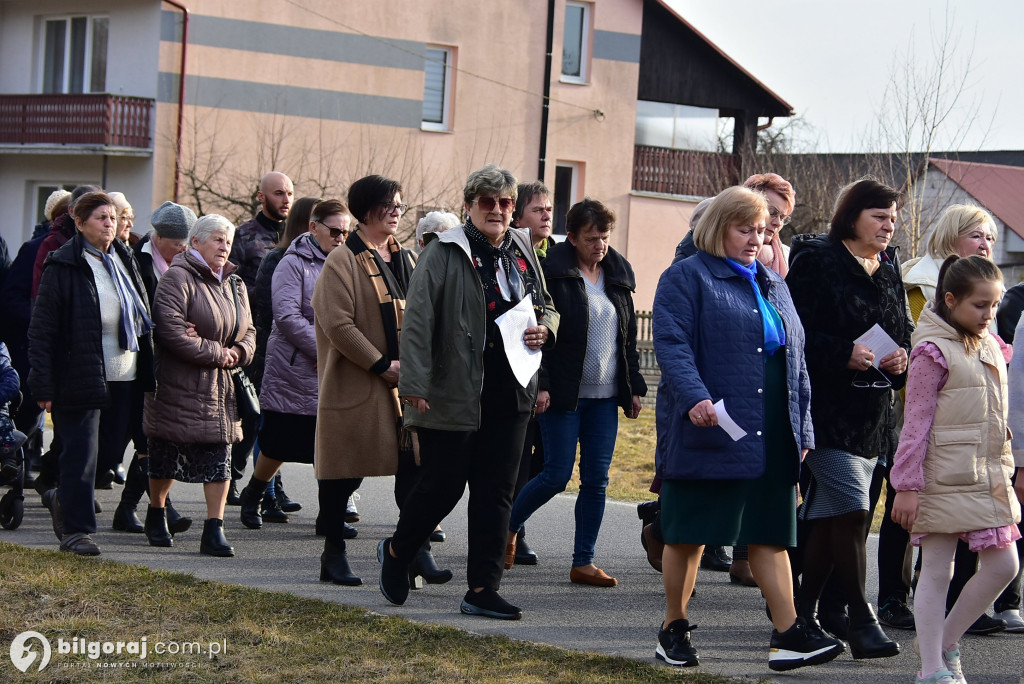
560;1;591;84
37;14;109;94
422;45;455;132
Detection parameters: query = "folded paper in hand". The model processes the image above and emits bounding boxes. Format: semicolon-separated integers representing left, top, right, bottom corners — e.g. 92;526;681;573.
713;399;747;441
495;295;541;388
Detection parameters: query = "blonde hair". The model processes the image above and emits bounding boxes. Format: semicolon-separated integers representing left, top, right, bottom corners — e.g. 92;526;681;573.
693;186;768;258
926;204;997;259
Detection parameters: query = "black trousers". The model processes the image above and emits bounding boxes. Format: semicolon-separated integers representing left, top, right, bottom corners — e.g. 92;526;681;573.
51;406;101;535
512;414;544;500
97;381;134;476
877;460;913;604
391;410;531;591
231;412;259;481
319;477;362;548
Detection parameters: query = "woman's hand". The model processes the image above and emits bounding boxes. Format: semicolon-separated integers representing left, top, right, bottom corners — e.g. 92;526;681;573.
401;396;430;414
688;399;717;427
879;348;908;375
891;490;919;532
801;448;809;462
220;346;240;368
37;400;52;413
184;322;199;339
847;343;876;371
380;360;400;386
625;395;642;419
535;390;551;415
524;325;548;350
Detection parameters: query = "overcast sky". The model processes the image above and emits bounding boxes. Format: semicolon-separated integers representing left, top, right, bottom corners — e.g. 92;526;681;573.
665;0;1024;153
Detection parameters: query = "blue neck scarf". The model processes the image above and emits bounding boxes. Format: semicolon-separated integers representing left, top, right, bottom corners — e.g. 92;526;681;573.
84;242;154;352
724;258;786;355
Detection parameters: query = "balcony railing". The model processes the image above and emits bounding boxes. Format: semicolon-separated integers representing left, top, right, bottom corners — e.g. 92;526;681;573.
0;94;153;149
632;145;739;197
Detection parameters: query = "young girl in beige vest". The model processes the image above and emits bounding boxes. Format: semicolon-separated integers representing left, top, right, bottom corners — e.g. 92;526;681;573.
891;255;1022;684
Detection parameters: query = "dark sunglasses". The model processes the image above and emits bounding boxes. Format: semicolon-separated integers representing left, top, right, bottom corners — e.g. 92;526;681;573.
474;196;516;212
316;220;350;238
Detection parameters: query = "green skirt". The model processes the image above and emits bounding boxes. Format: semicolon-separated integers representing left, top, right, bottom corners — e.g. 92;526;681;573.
660;350;798;547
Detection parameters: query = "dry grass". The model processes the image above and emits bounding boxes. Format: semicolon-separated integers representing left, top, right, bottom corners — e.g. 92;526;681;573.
0;542;731;683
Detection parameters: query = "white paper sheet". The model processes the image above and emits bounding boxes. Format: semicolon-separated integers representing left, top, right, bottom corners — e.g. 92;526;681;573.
495;295;542;388
853;323;900;368
712;399;747;441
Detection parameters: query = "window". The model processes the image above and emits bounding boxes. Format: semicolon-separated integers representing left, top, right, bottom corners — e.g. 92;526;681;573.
34;183;77;224
40;15;108;94
553;162;581;235
422;46;454;131
561;2;590;83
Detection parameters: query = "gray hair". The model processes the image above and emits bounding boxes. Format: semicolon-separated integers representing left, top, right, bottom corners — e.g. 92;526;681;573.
416;211;461;246
463;164;518;205
189;214;235;244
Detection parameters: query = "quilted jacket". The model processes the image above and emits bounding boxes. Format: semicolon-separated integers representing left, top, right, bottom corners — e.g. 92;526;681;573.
260;234;325;416
653;251;812;481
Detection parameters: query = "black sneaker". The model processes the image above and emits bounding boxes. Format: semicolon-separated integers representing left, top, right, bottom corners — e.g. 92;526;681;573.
769;617;845;671
700;545;732;572
878;599;916;630
655;618;699;667
460;588;523;620
966;613;1007;635
42;488;65;541
377;538;410;606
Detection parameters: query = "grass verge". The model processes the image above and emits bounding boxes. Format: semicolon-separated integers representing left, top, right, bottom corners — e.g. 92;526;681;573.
0;542;732;683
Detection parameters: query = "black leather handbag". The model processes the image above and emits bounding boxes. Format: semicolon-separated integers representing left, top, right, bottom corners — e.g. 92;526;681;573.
227;276;260;420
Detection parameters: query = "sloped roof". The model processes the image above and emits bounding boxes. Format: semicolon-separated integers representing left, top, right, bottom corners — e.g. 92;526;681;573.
927;158;1024;238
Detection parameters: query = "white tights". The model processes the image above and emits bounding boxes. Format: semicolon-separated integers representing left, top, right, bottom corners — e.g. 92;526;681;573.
914;533;1019;676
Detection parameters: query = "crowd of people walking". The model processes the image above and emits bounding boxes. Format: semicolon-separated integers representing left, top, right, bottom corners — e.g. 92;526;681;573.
0;163;1021;682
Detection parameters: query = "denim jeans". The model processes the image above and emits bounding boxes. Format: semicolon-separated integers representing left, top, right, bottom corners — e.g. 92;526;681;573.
509;397;618;567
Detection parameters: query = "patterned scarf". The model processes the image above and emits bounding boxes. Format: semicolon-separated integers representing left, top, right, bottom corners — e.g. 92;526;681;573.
464;217;525;303
84;242;154;352
724;257;786;355
345;229;409;362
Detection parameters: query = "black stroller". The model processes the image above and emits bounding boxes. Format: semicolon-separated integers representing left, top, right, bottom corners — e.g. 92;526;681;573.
0;396;30;530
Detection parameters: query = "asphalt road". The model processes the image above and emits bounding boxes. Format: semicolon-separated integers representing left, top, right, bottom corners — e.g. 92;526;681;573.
5;458;1024;682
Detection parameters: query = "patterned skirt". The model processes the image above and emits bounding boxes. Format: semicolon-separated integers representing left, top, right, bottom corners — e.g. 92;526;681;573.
147;437;231;483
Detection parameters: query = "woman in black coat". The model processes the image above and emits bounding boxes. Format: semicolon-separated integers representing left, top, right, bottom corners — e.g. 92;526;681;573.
507;199;646;587
28;192;154;556
785;178;911;659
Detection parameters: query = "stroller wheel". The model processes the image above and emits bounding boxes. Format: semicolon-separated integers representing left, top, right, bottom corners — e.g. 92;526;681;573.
0;491;23;530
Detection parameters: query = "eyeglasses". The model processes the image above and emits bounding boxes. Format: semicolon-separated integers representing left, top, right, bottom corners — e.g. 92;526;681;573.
474;196;516;213
119;215;135;222
379;202;409;215
768;207;792;225
851;365;892;389
316;220;350;238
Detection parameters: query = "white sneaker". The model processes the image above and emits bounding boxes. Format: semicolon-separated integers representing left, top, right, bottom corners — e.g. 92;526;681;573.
994;609;1024;633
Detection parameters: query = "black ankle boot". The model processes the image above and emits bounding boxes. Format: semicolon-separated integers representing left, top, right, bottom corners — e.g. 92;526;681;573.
261;490;289;523
226;480;242;506
200;518;234;557
275;472;302;512
847;610;900;659
239;479;267;529
165;499;192;534
144;505;173;547
320;539;362;586
409;541;453;588
112;503;145;533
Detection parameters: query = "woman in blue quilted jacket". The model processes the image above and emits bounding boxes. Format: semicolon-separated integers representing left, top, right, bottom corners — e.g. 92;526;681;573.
651;186;842;672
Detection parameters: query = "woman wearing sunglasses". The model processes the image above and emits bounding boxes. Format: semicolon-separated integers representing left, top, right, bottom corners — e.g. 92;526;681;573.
380;164;559;620
786;178;911;659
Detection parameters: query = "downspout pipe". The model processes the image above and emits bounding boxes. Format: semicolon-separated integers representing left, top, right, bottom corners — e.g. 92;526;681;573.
161;0;189;202
538;0;555;181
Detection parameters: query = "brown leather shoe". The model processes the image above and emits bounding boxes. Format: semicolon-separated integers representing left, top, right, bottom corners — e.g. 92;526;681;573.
570;565;618;587
641;524;663;573
728;559;758;587
504;531;517;570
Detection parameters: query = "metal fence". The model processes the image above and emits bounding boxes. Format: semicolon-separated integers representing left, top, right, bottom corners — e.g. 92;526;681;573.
0;94;153;148
636;310;659;408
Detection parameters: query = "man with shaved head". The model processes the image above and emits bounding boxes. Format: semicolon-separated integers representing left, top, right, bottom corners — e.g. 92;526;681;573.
226;171;293;506
229;171;294;293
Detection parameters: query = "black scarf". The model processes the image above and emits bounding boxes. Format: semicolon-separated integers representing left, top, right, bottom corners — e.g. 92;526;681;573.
464;218;526;303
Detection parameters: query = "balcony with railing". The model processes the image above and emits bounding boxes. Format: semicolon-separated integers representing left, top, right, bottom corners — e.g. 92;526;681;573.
632;145;739;198
0;94;153;155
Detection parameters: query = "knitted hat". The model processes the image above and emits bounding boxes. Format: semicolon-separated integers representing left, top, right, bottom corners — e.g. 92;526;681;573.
44;189;72;221
107;192;131;213
150;201;197;240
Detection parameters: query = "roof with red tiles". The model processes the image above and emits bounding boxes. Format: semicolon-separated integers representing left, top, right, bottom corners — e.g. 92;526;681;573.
927;157;1024;239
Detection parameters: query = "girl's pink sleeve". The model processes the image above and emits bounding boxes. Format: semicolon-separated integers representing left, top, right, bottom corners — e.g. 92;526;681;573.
995;333;1012;363
891;342;948;492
